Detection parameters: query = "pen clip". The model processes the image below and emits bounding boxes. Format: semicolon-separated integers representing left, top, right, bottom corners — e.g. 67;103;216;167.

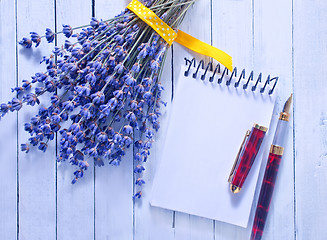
228;129;251;183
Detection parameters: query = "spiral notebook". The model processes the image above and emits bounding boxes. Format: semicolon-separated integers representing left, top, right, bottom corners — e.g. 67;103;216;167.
150;58;278;228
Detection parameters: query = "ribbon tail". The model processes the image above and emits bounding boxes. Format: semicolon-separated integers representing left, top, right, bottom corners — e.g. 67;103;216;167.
175;30;233;72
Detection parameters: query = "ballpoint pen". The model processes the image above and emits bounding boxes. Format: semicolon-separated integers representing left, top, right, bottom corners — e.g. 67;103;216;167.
250;94;292;240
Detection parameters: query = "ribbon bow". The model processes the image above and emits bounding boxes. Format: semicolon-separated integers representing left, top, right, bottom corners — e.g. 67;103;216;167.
127;0;233;72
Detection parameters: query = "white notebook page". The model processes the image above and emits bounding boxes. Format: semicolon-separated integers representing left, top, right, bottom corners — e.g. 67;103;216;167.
150;65;276;228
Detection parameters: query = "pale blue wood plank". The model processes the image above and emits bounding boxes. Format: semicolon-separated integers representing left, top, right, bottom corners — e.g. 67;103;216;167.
16;0;56;239
172;0;215;239
0;0;18;239
136;46;174;240
146;46;176;240
212;0;254;237
294;0;327;239
55;1;95;240
174;213;191;239
212;0;254;71
4;0;327;239
253;0;294;239
174;203;216;240
148;207;175;240
94;1;134;239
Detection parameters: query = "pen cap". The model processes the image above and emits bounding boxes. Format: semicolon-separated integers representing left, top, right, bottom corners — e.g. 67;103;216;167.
228;124;267;193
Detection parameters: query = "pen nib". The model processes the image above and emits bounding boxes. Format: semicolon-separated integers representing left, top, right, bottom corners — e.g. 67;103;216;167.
283;94;293;114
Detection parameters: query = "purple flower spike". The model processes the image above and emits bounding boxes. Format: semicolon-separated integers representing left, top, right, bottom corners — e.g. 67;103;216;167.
62;24;73;38
90;17;100;29
19;38;32;48
10;98;22;111
4;0;195;198
134;164;145;173
132;191;142;199
21;143;30;153
38;142;48;152
79;161;89;170
135;178;145;186
45;28;55;43
122;125;133;135
30;32;41;47
91;91;105;105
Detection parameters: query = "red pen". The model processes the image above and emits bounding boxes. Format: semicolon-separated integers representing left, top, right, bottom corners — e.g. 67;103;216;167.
228;124;268;193
250;94;292;240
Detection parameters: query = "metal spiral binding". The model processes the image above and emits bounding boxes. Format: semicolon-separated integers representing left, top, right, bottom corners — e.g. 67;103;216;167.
184;58;278;95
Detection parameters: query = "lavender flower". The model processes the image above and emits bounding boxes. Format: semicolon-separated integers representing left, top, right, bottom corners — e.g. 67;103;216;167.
135;178;145;186
10;98;22;111
1;0;195;199
45;28;55;43
38;142;48;152
18;38;32;48
133;191;142;199
62;24;73;38
21;143;30;153
30;32;41;47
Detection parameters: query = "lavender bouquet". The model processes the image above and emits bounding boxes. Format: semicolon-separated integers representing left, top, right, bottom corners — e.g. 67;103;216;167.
0;0;194;199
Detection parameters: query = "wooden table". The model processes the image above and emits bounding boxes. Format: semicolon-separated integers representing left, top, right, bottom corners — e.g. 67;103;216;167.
0;0;325;239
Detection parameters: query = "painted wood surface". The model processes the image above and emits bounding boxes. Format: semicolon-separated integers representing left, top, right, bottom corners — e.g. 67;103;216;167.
95;2;134;240
16;1;57;239
0;0;325;239
293;0;327;239
55;1;95;240
0;1;17;240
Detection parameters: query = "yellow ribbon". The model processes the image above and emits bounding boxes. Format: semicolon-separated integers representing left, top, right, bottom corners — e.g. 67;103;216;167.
127;0;233;72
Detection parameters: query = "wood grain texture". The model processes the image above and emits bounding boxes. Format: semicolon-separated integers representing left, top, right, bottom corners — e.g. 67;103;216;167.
94;2;134;240
0;1;17;240
129;0;176;237
55;1;94;240
171;1;215;239
134;47;175;240
1;0;326;239
212;0;253;238
294;0;327;239
253;0;294;240
146;47;176;240
16;0;57;239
